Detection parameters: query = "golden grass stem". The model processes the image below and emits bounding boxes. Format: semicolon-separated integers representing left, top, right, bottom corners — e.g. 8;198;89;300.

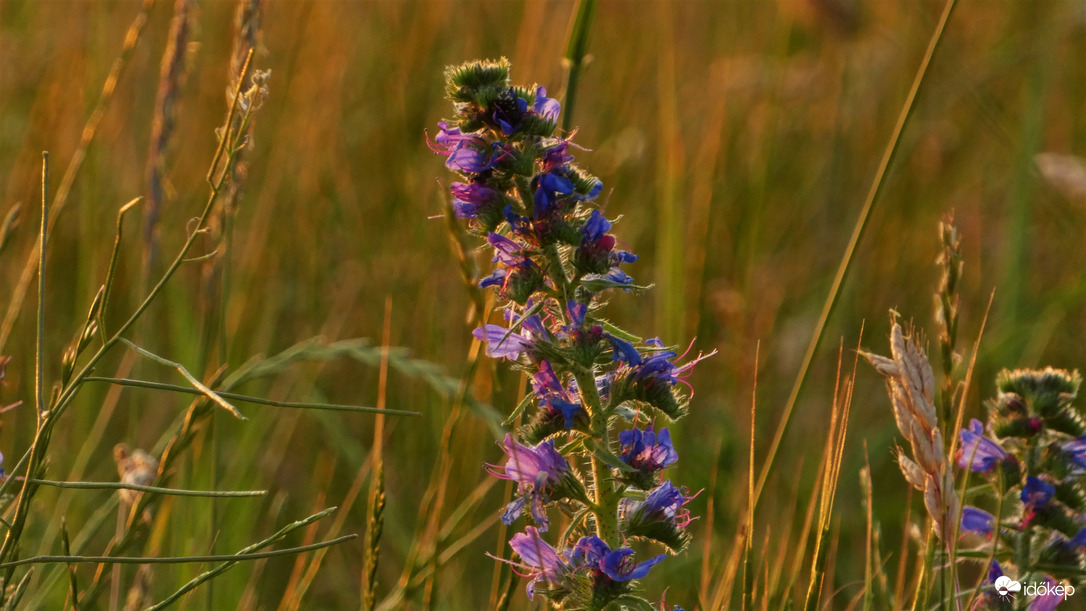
752;0;960;510
36;152;47;421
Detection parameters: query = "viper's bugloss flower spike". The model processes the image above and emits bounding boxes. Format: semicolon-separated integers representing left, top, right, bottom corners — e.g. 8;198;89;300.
436;58;706;610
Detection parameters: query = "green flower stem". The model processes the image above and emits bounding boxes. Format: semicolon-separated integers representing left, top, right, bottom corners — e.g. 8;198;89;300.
572;367;619;546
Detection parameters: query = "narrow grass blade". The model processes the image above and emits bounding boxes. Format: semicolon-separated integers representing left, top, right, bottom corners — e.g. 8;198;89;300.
561;0;597;132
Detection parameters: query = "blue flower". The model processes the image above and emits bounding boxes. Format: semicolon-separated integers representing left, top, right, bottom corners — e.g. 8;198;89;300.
569;535;666;582
1062;435;1086;471
1069;527;1086;548
956;419;1008;472
1021;476;1056;526
960;506;995;537
608;335;643;365
619;426;679;474
533;172;574;218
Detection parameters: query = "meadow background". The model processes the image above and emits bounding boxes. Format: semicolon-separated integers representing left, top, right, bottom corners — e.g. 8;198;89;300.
2;0;1086;608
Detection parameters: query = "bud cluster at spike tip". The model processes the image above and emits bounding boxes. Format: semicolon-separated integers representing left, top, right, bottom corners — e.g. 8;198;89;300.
432;58;714;610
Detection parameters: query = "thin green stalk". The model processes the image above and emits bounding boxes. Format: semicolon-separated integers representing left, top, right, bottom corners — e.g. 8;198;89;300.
0;537;355;570
561;0;596;132
97;198;142;353
27;479;264;498
61;520;78;611
753;0;960;509
83;376;418;416
0;155;54;598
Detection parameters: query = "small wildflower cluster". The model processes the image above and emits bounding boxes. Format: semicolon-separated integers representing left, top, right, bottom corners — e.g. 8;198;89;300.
432;58;711;609
957;368;1086;609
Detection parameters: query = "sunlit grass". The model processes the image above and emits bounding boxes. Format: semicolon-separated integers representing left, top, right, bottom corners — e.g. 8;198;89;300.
1;0;1085;608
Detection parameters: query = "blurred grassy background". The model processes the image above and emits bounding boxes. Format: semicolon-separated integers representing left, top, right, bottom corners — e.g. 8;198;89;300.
3;0;1086;608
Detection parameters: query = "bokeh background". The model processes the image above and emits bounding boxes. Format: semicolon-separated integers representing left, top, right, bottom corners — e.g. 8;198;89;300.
3;0;1086;608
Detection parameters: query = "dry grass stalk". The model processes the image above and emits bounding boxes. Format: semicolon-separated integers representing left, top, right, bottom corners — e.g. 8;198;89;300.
145;0;193;268
863;319;959;540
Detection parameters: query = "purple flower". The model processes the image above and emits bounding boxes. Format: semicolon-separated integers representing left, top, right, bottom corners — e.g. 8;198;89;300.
569;535;666;582
619;426;679;474
566;301;587;328
960;506;995;537
957;419;1008;472
480;233;544;302
490;86;559;135
531;361;584;428
427;121;472;150
488;233;525;265
427;123;503;173
625;480;697;531
541;138;574;172
1029;576;1066;611
1062;435;1086;470
583;268;636;290
506;526;569;599
473;324;534;360
449;181;498;219
485;434;572;532
532;86;560;121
